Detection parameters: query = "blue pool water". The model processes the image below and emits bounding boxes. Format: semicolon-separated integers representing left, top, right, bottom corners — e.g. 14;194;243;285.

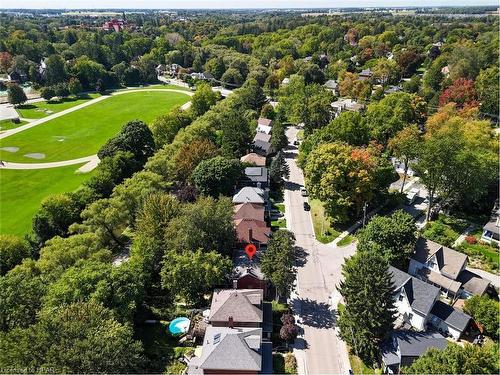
169;317;190;335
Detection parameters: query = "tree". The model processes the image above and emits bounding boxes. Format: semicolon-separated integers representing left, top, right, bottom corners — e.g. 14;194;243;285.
40;86;56;101
0;235;30;276
404;342;499;374
6;84;27;106
304;143;393;223
280;322;299;343
439;78;478;109
269;151;290;185
235;78;267;111
395;49;424;77
205;57;225;80
357;210;417;268
372;58;400;85
68;77;83;96
0;301;145;373
32;194;80;244
192;156;243;198
338;252;396;364
219;109;252;158
72;56;106;89
261;230;296;299
190;82;218;117
415;107;497;218
220;67;244;88
388;125;421;192
160;249;232;305
173;139;219;183
271;122;288;152
150;108;192;148
98;120;155;164
45;54;67;85
476;67;499;116
464;296;499;340
54;83;69;98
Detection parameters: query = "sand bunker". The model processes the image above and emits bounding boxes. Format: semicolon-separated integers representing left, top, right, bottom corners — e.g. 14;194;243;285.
0;147;19;153
24;153;46;159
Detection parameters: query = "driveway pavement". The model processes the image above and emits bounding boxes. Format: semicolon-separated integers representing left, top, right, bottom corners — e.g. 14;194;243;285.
284;126;353;375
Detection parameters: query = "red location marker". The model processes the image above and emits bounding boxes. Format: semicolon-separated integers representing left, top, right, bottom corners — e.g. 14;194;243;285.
245;244;257;260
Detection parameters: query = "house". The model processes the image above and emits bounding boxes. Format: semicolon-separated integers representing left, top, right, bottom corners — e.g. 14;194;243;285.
234;203;265;222
331;98;364;117
208;289;272;337
190;71;214;81
232;247;268;295
241;153;266;167
381;330;448;374
324;79;339;95
233;187;266;205
408;238;493;299
38;58;47;78
7;71;27;83
155;64;166;76
359;68;373;81
390;266;471;340
103;19;125;32
244;167;269;189
253;132;274;156
234;219;271;249
481;202;499;245
384;85;403;95
256;118;273;134
187;326;272;375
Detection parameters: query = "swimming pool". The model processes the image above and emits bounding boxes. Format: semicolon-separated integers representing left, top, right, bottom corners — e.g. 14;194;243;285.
169;317;190;335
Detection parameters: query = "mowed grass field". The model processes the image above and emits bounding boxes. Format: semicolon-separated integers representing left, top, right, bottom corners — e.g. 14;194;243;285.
0;90;190;163
0;164;91;236
16;94;101;119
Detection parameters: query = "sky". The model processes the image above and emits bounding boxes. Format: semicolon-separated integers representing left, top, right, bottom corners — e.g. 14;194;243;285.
0;0;498;9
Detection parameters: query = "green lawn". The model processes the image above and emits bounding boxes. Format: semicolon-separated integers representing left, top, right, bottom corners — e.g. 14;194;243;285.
0;90;190;163
457;228;499;273
0;164;92;236
337;234;356;247
0;119;28;131
310;199;341;244
349;353;377;375
16;94;101;119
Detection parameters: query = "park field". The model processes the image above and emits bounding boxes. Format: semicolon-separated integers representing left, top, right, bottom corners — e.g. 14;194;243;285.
0;90;190;163
16;93;101;119
0;164;92;236
0;87;191;236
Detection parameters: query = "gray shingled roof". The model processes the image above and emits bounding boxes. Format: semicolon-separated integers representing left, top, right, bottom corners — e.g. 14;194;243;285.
232;187;265;204
382;330;447;365
233;246;265;280
457;269;490;296
209;289;263;323
245;167;268;183
389;266;440;316
197;326;262;371
430;300;471;332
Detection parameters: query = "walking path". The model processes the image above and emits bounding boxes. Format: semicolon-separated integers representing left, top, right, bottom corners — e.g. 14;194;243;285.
0;154;99;171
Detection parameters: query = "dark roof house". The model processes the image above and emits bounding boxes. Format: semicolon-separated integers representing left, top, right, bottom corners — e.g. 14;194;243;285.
244;167;269;188
253;132;273;156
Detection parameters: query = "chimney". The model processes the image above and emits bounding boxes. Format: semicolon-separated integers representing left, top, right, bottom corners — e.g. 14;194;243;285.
228;316;234;329
248;228;253;241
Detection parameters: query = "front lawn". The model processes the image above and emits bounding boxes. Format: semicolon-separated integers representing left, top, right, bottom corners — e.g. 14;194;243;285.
349;353;377;375
16;94;101;119
1;90;190;163
310;199;341;244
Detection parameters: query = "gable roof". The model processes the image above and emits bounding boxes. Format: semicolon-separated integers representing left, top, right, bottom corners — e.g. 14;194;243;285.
257;118;272;127
245;167;268;183
232;187;265;204
430;300;471;332
253;132;272;143
412;237;467;280
456;269;491;296
382;330;447;365
324;79;338;90
241;153;266;167
233;246;265;280
209;289;263;323
390;266;440;316
234;203;265;222
196;326;262;371
234;219;271;244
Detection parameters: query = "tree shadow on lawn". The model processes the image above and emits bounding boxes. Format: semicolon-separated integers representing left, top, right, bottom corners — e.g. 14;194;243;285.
17;104;36;110
291;297;335;329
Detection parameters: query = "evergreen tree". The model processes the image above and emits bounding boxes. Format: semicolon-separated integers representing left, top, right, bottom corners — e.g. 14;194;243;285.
338;251;396;364
269;151;290;185
6;84;27;106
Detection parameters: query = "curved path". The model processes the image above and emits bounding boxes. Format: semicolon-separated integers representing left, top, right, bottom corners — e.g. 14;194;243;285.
0;88;192;171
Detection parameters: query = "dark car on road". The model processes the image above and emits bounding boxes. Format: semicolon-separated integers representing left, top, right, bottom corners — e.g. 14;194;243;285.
303;202;310;211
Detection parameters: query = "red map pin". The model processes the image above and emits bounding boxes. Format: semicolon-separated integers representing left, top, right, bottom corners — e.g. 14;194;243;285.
245;243;257;260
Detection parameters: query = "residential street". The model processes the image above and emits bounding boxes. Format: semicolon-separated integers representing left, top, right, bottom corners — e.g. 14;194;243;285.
284;126;354;375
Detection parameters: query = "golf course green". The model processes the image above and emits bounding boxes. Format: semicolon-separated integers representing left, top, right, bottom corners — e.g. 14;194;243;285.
0;88;191;236
0;90;190;163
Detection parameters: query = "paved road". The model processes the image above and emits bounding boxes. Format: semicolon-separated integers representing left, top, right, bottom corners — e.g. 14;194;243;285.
284;126;353;375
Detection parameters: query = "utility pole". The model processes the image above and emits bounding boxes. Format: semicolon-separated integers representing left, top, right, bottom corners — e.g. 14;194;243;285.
362;202;368;227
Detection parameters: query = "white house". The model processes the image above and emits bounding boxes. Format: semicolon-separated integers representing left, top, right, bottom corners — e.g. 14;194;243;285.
256;118;272;134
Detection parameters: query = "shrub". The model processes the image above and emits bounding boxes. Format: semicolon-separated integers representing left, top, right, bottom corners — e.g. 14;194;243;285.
465;235;477;244
284;353;298;374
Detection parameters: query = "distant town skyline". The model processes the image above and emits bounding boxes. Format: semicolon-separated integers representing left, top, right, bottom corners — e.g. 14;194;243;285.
1;0;498;9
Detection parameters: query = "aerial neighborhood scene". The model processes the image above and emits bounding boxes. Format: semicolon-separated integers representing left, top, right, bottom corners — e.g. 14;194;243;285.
0;1;499;374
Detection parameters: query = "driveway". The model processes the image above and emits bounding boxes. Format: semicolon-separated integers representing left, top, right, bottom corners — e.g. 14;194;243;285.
284;126;353;375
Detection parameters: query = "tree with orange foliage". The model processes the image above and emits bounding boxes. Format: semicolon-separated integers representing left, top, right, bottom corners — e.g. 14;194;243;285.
439;78;478;109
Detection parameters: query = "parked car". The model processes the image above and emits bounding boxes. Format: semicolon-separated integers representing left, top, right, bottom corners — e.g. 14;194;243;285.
405;188;420;205
303;202;310;211
300;187;308;197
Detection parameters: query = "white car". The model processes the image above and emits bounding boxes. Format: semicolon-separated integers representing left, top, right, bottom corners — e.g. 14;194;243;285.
300;187;308;197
